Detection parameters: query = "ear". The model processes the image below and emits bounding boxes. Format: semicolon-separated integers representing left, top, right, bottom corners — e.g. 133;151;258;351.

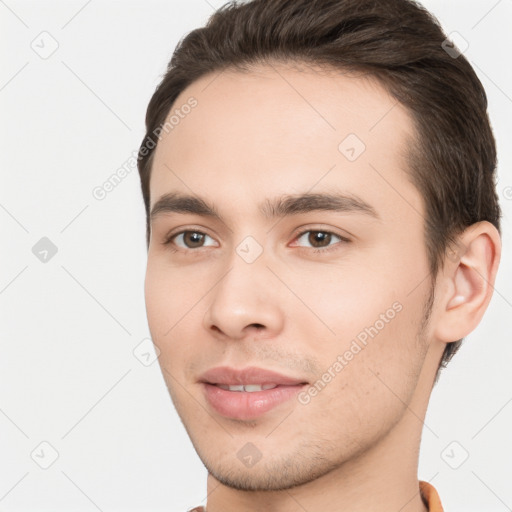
433;221;501;343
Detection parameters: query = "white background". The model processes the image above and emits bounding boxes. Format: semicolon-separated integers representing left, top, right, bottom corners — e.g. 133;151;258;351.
1;1;511;511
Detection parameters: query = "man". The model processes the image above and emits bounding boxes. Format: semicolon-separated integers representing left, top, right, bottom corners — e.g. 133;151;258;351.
137;0;502;510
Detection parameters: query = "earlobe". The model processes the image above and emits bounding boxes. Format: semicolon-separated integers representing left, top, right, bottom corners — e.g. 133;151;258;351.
433;221;501;343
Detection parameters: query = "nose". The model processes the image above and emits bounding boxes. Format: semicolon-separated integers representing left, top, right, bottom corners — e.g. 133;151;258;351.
203;249;285;341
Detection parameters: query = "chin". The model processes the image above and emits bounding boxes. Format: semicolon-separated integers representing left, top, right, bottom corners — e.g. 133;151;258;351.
200;448;342;492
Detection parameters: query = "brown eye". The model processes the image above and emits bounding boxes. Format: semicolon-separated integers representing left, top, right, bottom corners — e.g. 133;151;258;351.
182;231;206;248
307;231;332;248
297;229;341;248
166;230;217;250
295;230;342;249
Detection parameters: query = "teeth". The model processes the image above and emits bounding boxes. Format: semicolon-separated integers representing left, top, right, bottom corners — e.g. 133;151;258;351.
216;384;278;392
226;384;244;392
245;384;277;392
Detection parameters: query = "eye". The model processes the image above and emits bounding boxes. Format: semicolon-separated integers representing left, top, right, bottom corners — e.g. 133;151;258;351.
164;230;217;250
162;228;348;254
292;229;348;252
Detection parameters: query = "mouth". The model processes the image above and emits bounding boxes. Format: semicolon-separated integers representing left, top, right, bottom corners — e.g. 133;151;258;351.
214;383;284;392
199;366;309;420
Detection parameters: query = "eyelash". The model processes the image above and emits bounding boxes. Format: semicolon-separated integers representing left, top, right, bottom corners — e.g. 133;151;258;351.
162;228;350;255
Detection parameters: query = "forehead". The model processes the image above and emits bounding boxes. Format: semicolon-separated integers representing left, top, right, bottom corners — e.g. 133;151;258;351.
149;62;421;224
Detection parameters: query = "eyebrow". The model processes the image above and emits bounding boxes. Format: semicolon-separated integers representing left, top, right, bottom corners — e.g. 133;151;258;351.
150;191;380;224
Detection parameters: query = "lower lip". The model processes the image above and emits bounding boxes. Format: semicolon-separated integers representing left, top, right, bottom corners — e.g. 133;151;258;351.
202;383;306;420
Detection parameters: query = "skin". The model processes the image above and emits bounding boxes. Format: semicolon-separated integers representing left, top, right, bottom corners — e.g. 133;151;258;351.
144;62;501;512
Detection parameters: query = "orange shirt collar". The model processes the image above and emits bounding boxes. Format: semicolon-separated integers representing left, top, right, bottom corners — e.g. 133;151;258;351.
419;480;444;511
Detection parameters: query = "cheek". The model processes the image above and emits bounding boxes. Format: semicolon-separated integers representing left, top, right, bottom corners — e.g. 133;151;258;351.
144;262;196;378
144;264;172;338
287;263;403;344
294;317;424;450
144;258;203;337
290;267;427;420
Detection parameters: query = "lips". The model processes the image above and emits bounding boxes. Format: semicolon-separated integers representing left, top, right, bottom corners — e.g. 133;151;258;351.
199;365;308;386
199;366;308;420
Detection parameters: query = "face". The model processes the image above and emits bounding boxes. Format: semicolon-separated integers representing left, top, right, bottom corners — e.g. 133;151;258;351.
145;63;437;491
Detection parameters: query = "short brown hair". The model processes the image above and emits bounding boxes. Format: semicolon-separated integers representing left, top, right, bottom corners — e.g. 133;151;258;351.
137;0;502;381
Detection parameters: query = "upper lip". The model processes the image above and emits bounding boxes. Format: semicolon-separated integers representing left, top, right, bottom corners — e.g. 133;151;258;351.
199;366;308;386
